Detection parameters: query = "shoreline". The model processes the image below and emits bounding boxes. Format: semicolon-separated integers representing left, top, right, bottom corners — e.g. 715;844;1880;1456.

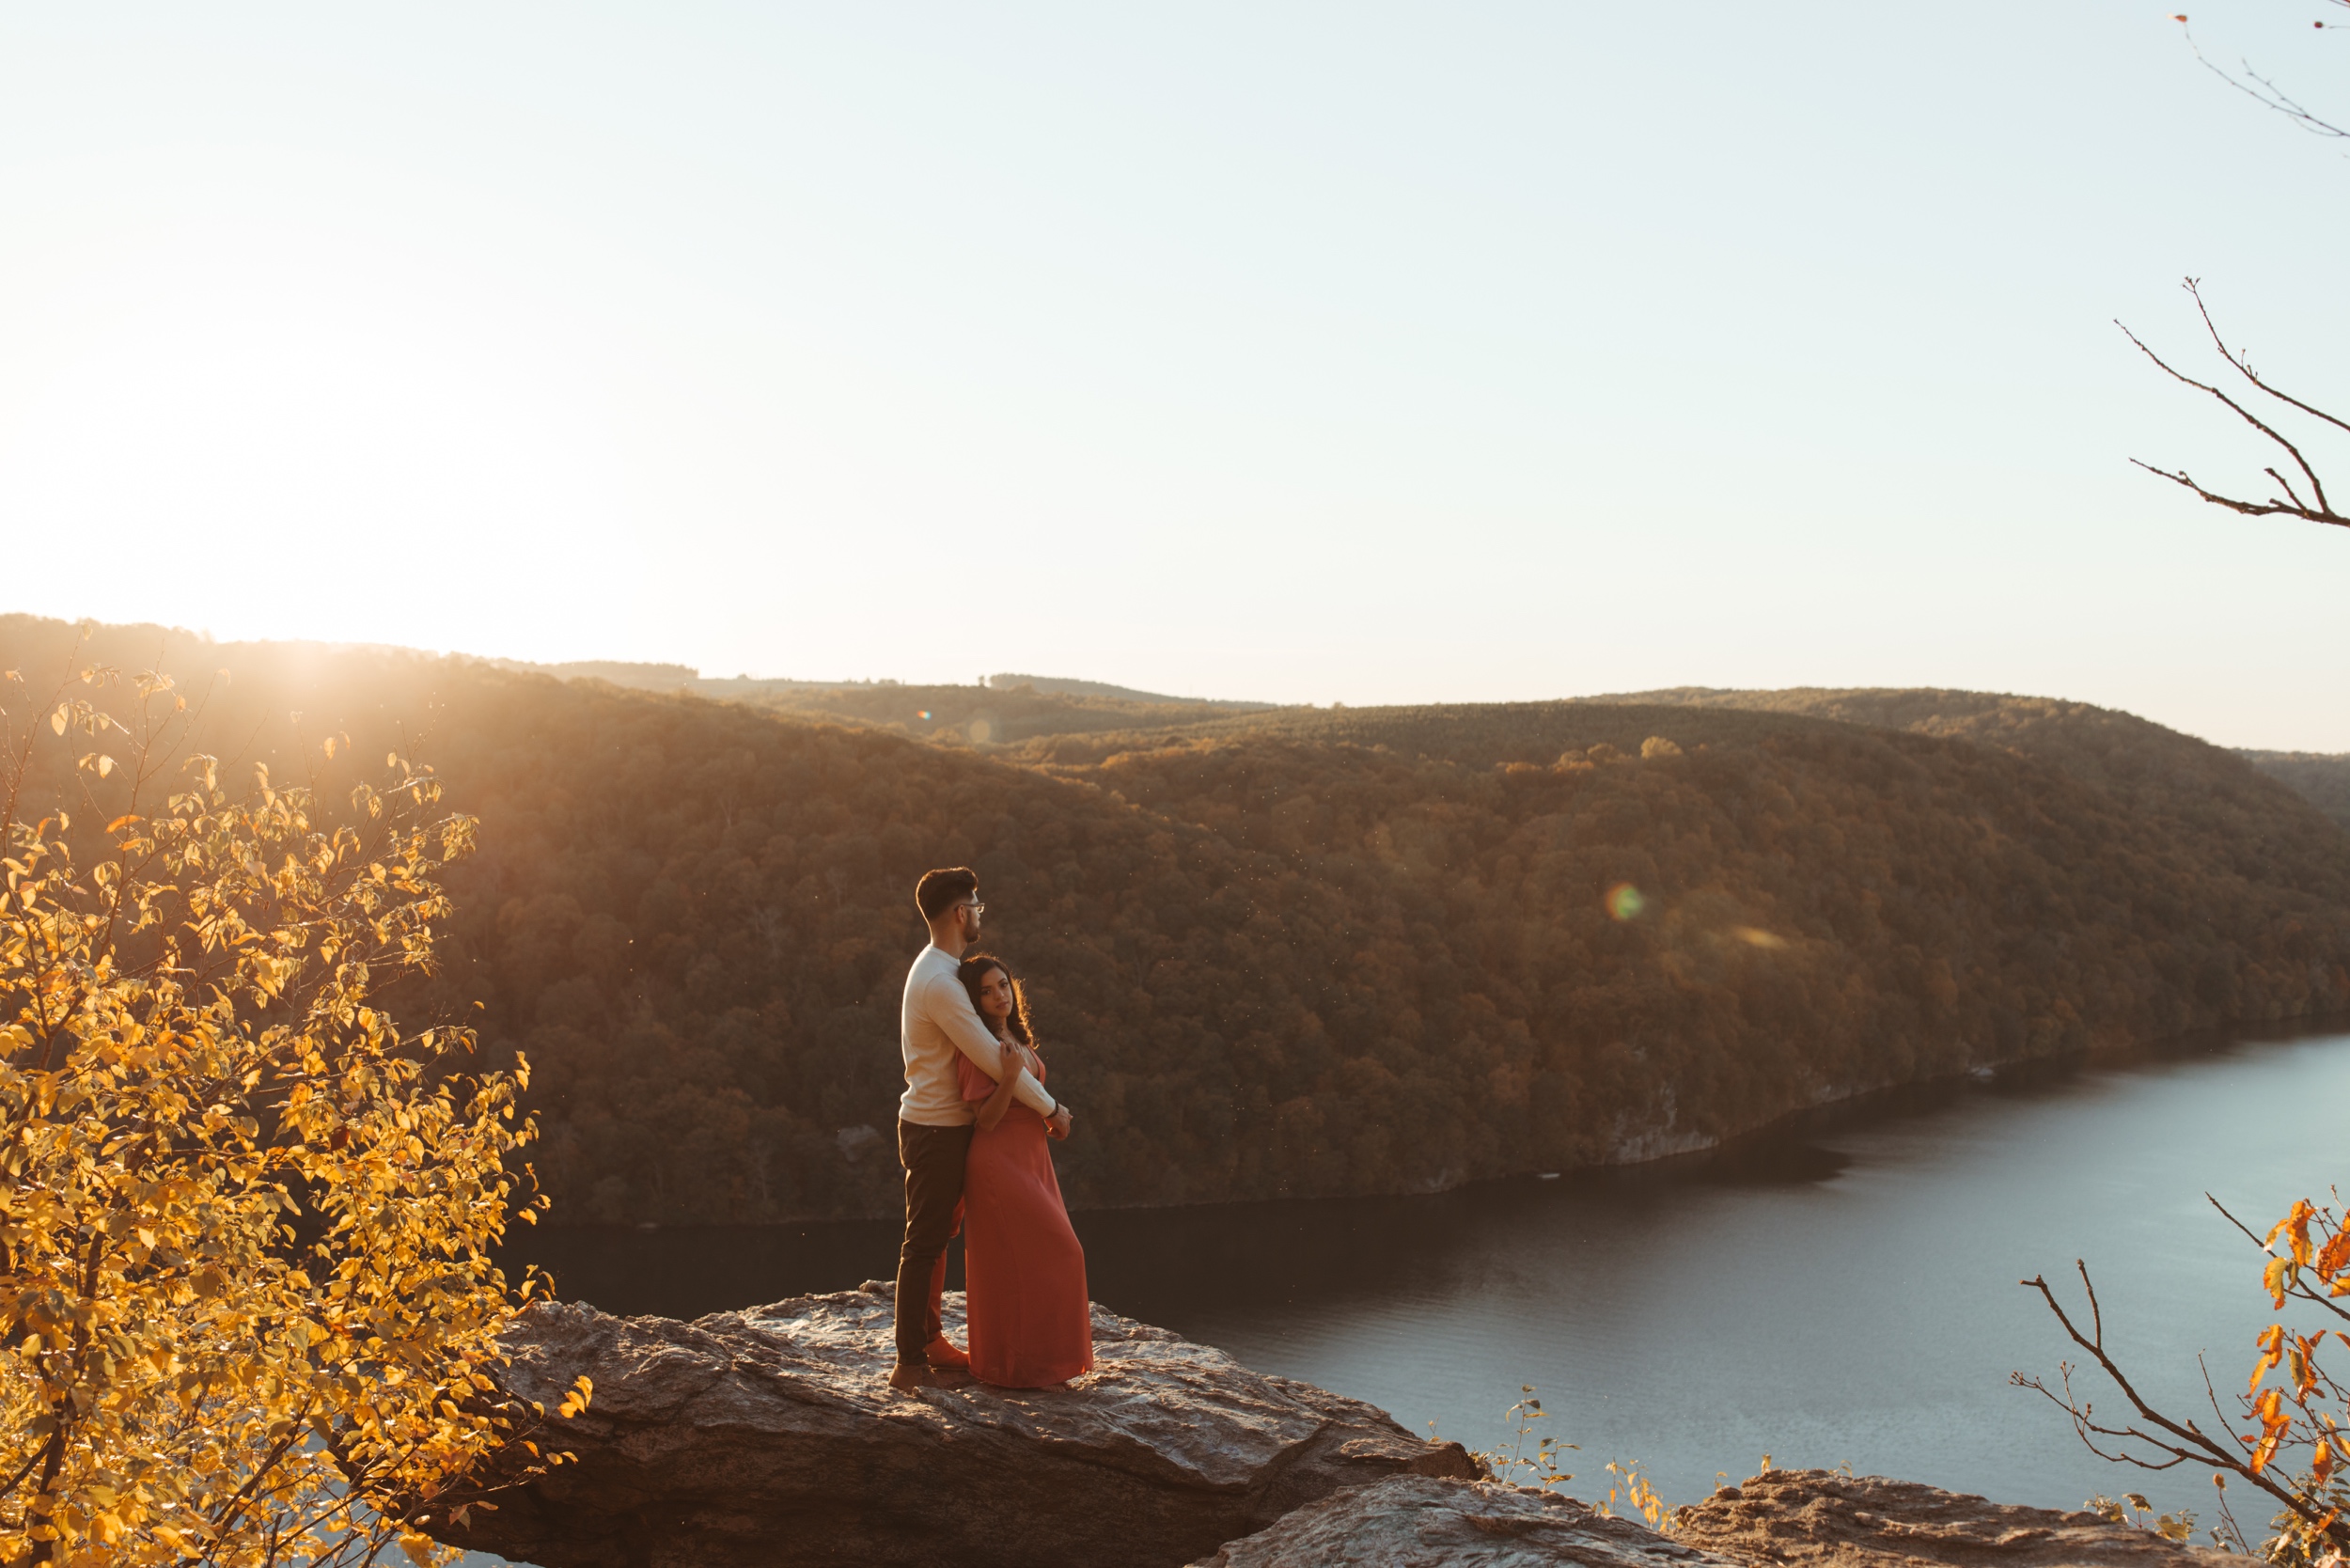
509;1010;2350;1239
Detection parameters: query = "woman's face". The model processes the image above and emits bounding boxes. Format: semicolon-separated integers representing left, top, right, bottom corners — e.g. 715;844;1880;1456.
976;967;1014;1026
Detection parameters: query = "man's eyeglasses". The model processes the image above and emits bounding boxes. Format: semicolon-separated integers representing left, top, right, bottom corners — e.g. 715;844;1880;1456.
959;901;986;916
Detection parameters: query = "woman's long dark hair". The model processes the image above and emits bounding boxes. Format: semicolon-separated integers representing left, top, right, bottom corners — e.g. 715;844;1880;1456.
957;951;1035;1048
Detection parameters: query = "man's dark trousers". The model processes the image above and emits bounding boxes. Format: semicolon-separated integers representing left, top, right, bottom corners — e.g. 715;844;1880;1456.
894;1119;974;1365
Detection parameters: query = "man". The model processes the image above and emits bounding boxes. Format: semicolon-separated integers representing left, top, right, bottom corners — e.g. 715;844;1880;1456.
890;867;1073;1391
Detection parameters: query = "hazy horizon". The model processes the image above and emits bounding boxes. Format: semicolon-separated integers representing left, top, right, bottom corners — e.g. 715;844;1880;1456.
4;4;2347;747
14;610;2348;757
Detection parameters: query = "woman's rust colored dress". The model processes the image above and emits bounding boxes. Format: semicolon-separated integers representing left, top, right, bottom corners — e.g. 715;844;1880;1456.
955;1048;1093;1388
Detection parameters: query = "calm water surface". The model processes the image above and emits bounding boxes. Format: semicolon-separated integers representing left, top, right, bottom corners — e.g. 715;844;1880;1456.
503;1027;2350;1536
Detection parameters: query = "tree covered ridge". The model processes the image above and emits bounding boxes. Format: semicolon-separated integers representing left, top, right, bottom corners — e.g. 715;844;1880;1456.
733;678;1271;745
2237;750;2350;832
3;615;2345;1227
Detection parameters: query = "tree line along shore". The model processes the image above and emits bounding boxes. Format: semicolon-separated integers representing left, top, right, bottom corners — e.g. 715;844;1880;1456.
8;613;2348;1227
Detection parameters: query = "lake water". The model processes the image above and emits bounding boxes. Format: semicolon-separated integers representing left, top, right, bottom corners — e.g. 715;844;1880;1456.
492;1024;2349;1558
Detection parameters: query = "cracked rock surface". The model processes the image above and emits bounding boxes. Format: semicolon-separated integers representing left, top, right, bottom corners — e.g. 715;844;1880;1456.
1670;1470;2235;1568
430;1283;1478;1568
1188;1475;1742;1567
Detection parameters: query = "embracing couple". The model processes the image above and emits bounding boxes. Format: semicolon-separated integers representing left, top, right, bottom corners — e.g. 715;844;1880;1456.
887;866;1092;1393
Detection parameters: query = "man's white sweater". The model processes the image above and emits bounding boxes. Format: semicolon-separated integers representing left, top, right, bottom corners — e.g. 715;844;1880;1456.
897;944;1055;1126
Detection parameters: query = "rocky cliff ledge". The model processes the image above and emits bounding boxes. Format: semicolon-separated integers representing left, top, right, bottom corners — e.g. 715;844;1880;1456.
1190;1475;1734;1567
1672;1470;2232;1568
1185;1471;2232;1568
432;1282;1478;1568
431;1288;2233;1568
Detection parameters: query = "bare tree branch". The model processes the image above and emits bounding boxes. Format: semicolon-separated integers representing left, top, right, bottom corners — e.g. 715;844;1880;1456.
2178;11;2350;144
2012;1264;2348;1548
2120;315;2333;514
2186;278;2350;445
2121;282;2350;532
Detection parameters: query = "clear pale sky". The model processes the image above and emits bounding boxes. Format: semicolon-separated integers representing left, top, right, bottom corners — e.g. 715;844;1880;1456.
2;3;2345;746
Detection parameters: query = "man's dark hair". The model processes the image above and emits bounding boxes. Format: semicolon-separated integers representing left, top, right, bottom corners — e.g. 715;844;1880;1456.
916;867;979;922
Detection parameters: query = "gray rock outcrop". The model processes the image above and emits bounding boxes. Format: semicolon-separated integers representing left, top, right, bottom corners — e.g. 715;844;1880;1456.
431;1282;1478;1568
426;1294;2235;1568
1185;1468;2240;1568
1188;1475;1738;1567
1671;1469;2236;1568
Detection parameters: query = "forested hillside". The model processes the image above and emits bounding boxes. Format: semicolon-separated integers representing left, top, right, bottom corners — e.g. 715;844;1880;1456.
491;659;1272;743
2239;750;2350;831
6;615;2346;1226
732;680;1270;745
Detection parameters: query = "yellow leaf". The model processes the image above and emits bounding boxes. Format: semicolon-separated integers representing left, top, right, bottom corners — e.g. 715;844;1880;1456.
2263;1256;2293;1308
2250;1325;2285;1394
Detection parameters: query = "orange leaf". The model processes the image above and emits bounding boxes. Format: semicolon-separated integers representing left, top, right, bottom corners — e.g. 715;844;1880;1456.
2317;1225;2350;1283
2248;1388;2291;1475
2264;1256;2294;1309
2250;1325;2286;1395
2264;1201;2316;1267
2288;1333;2325;1400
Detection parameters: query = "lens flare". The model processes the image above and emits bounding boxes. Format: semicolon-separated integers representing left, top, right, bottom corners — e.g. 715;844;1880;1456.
1605;883;1644;922
1732;925;1788;949
916;710;931;720
968;719;993;745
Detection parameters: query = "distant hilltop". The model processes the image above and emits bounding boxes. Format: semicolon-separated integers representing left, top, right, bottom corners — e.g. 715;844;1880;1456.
490;659;1269;710
982;673;1272;708
2238;749;2350;831
493;658;701;687
488;658;896;697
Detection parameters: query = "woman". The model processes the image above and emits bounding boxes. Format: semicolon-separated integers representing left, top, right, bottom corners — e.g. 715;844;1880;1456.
954;952;1092;1388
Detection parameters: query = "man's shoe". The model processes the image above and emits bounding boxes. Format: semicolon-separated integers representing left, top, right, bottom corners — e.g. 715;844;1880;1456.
925;1336;970;1371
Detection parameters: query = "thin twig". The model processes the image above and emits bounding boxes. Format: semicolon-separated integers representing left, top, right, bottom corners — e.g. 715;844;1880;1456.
2118;317;2344;525
2019;1268;2347;1545
2186;279;2350;444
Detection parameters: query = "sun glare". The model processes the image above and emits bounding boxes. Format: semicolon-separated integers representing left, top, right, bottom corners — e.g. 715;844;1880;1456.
0;213;643;655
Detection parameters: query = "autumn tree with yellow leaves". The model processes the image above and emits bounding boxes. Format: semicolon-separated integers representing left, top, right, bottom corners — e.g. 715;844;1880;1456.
0;644;584;1568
